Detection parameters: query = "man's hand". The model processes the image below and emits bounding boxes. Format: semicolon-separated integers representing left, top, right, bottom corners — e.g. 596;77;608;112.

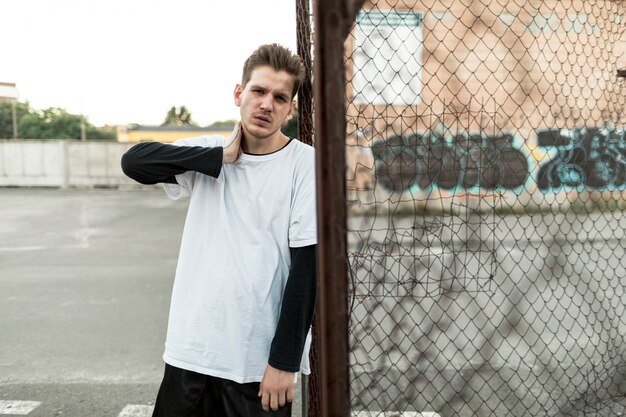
258;364;295;412
223;121;242;164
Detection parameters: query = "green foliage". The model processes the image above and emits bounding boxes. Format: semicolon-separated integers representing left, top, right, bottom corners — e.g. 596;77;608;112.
207;119;236;129
281;109;298;139
18;107;115;140
0;101;115;140
89;125;116;140
19;108;81;139
0;101;29;139
163;106;195;126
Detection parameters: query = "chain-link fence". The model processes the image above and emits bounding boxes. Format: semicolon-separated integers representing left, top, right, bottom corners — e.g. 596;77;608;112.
341;0;626;416
300;0;626;416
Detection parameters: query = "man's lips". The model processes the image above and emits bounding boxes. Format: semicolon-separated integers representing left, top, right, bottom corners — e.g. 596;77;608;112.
253;115;272;125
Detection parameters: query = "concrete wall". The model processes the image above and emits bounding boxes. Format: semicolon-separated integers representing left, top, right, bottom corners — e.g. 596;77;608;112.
0;140;136;188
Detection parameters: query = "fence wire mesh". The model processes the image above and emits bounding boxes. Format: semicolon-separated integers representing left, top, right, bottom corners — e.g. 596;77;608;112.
295;1;319;416
335;0;626;416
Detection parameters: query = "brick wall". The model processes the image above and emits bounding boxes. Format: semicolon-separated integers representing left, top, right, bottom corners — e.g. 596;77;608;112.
344;0;626;212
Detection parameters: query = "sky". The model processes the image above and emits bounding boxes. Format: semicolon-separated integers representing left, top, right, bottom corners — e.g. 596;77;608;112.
0;0;298;127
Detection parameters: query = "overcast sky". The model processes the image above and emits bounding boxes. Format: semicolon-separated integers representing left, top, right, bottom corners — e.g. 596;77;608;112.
0;0;298;127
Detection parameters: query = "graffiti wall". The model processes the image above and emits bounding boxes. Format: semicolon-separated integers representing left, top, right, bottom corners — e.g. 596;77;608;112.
343;0;626;213
368;126;626;201
371;131;529;193
537;127;626;190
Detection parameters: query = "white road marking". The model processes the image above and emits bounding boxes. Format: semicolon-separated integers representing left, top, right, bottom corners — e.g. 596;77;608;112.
118;404;155;417
0;401;438;417
0;400;42;415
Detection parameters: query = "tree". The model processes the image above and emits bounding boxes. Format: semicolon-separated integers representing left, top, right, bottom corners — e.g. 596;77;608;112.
281;108;298;139
0;101;30;139
163;106;195;126
207;120;236;130
18;107;115;140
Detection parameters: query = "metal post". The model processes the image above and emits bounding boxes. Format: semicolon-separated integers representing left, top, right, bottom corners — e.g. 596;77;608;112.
296;0;314;146
295;2;319;417
301;373;309;417
11;99;17;139
80;100;86;141
80;116;86;141
312;0;351;416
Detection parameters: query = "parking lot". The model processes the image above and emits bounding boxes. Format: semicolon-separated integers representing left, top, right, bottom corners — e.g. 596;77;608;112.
0;187;304;416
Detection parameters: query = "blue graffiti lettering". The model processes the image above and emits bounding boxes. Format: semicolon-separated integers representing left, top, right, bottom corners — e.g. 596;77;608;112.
537;127;626;190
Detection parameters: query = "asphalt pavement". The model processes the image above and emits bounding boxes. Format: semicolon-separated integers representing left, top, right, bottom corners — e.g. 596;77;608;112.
0;187;303;417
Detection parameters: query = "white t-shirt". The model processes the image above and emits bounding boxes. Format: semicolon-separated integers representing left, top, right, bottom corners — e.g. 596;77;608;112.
162;135;317;383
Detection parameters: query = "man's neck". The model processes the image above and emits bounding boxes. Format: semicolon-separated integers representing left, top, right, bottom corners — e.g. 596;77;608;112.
241;133;289;155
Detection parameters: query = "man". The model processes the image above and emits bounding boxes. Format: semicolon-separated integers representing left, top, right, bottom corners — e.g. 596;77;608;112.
121;43;316;417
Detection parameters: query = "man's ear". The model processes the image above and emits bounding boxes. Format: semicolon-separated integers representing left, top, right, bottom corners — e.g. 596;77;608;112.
286;100;296;120
233;84;242;107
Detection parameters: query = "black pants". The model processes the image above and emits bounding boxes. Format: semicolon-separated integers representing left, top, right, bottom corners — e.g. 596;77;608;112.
152;364;293;417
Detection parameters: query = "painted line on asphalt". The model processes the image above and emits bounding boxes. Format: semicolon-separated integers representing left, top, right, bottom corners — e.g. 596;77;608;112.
118;404;155;417
0;401;42;415
0;401;438;417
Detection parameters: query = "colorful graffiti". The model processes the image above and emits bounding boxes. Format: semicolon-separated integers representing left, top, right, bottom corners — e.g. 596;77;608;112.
372;127;626;193
372;132;529;192
537;127;626;190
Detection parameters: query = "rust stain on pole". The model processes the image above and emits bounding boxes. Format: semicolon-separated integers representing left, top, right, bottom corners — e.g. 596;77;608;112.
313;0;351;416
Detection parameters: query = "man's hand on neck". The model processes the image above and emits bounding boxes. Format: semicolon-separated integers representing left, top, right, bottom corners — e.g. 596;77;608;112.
223;121;242;164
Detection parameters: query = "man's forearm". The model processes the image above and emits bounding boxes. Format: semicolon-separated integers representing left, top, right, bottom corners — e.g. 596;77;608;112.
121;142;223;184
268;244;317;372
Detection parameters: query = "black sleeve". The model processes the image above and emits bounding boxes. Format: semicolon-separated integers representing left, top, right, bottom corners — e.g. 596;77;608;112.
121;142;223;185
268;244;317;372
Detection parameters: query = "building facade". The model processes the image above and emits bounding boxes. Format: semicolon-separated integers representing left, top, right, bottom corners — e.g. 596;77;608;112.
344;0;626;212
116;124;233;143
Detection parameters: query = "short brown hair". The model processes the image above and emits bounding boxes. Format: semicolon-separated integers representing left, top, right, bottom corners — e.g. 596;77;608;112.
241;43;305;99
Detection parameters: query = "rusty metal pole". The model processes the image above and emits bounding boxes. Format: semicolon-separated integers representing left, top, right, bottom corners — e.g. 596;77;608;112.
313;0;351;416
296;0;314;146
295;2;320;417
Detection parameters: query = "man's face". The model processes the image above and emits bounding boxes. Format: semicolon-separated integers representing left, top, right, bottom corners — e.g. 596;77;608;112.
234;66;296;141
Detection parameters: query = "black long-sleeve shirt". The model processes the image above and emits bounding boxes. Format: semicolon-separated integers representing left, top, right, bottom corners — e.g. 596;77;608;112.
121;142;316;372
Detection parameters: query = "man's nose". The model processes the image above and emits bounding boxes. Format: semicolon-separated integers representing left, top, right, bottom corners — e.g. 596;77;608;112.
259;95;273;111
